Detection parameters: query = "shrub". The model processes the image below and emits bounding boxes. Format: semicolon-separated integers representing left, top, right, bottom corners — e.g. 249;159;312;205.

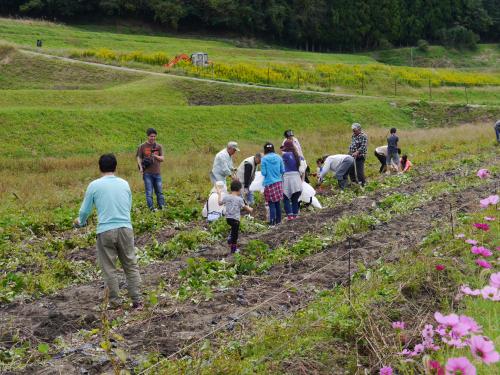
378;38;393;50
438;26;479;50
417;39;429;52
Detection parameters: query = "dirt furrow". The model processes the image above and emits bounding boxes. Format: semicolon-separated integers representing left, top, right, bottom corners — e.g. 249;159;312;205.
10;177;497;375
0;167;469;346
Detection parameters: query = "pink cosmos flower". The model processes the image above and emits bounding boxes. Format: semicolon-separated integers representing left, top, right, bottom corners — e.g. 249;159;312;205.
445;357;476;375
465;239;478;245
380;366;393;375
459;315;481;333
496;246;500;252
392;321;405;330
434;312;459;327
469;335;500;364
484;216;496;221
475;259;492;269
473;223;490;231
422;324;434;339
426;359;444;375
423;337;440;351
490;272;500;288
480;195;499;208
435;264;445;271
471;246;492;257
460;285;481;296
400;348;412;356
476;169;490;179
411;343;425;356
456;233;465;239
481;286;499;301
442;337;468;348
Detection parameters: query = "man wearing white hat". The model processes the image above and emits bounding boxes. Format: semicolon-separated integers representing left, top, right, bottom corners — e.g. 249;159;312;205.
210;141;240;184
348;123;368;186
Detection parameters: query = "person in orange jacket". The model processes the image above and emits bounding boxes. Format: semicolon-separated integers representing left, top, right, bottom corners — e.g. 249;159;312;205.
400;154;412;173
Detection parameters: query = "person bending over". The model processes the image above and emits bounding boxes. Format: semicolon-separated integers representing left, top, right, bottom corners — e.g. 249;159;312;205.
317;154;355;190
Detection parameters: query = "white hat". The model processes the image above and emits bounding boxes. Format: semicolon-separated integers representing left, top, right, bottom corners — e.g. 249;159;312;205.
351;123;361;130
227;141;240;151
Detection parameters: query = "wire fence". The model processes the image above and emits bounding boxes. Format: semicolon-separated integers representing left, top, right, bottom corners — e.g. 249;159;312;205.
166;63;499;104
137;181;498;374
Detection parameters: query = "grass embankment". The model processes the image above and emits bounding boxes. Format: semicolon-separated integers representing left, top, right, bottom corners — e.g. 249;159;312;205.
369;44;500;71
140;200;499;374
0;17;374;65
1;101;498;234
1;18;499;104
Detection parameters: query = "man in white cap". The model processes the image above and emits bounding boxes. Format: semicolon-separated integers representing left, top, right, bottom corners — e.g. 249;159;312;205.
348;123;368;186
210;141;240;184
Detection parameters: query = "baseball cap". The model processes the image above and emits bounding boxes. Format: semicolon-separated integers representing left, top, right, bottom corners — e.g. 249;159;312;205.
351;123;361;130
227;141;240;151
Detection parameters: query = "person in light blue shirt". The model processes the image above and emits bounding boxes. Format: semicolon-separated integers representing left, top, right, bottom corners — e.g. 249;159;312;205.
75;154;142;310
261;142;285;225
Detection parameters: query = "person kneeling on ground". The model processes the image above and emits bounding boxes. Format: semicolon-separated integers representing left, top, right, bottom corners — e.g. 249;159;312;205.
217;180;253;254
75;154;142;310
317;154;355;190
400;154;412;173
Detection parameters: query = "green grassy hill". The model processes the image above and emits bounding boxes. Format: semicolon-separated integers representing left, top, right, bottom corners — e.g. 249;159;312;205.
369;44;500;72
0;19;499;234
0;18;375;65
1;18;499;106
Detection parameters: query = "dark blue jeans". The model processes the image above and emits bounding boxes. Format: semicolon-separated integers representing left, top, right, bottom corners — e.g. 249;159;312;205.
143;173;165;210
283;191;301;217
268;200;282;225
496;126;500;142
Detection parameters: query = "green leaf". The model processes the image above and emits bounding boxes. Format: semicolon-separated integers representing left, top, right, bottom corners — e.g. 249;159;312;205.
37;343;49;354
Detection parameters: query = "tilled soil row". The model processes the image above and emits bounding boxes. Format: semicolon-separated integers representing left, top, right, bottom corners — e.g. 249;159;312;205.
8;177;498;375
0;166;470;346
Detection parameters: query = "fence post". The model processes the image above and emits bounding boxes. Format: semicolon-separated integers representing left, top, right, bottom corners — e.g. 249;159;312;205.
328;73;331;92
464;85;469;105
348;239;352;302
394;78;397;96
428;79;432;100
297;72;300;89
361;74;364;95
449;203;455;238
267;64;270;85
212;64;214;80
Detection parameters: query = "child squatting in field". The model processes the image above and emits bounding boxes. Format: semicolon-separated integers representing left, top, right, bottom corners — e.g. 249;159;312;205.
216;180;253;254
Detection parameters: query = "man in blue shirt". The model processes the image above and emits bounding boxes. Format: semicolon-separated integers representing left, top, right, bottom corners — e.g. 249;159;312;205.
75;154;142;309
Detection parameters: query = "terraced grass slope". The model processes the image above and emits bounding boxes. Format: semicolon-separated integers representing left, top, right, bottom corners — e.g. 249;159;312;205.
369;44;500;72
0;18;375;65
0;44;499;233
1;18;499;105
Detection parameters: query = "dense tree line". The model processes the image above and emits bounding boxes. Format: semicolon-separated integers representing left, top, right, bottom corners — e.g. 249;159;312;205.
1;0;498;51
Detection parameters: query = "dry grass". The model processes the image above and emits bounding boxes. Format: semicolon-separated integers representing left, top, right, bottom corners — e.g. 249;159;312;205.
0;122;495;224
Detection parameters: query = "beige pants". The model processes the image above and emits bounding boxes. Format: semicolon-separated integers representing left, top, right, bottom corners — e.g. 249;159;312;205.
96;227;141;304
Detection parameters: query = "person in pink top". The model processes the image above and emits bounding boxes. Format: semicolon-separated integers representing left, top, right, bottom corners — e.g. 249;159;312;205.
400;154;412;173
